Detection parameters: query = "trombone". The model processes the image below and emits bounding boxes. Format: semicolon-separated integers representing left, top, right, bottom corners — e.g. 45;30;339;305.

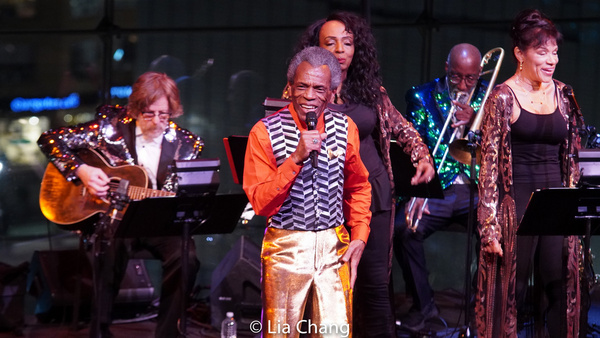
406;47;504;232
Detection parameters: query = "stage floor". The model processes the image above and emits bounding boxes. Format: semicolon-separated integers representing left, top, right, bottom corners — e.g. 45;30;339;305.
2;222;600;337
2;290;599;338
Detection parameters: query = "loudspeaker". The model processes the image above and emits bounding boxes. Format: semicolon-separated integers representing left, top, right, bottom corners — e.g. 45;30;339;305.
115;259;155;305
210;236;261;331
27;249;155;322
0;261;28;333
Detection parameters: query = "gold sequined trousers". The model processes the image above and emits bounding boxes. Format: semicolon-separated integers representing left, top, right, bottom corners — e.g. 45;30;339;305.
261;225;352;337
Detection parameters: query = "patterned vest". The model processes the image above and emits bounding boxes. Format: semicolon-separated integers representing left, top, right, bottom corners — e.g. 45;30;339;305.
264;108;348;231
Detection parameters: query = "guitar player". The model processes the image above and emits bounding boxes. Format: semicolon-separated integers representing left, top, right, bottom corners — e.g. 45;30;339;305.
37;72;203;338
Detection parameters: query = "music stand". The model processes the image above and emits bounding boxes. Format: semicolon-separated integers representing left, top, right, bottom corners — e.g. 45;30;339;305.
518;187;600;337
114;193;248;238
390;140;444;199
578;149;600;186
112;159;246;337
223;135;248;185
517;187;600;236
114;195;244;336
263;97;289;117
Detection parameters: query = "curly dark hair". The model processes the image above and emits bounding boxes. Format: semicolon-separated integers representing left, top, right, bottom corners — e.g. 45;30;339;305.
510;9;562;62
294;11;382;109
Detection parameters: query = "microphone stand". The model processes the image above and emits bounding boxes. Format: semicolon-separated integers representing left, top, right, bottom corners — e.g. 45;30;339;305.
563;85;584;183
460;129;480;338
564;87;591;338
90;180;130;338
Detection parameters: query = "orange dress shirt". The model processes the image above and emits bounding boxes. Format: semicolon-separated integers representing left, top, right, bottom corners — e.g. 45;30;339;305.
243;104;372;243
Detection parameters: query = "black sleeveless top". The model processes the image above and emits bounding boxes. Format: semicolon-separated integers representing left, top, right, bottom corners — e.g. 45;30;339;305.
509;85;567;185
329;102;391;212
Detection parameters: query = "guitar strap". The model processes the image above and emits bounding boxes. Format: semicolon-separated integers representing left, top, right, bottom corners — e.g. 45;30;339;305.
121;121;138;162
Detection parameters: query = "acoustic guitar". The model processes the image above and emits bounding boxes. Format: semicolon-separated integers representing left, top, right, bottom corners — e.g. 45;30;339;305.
39;148;175;231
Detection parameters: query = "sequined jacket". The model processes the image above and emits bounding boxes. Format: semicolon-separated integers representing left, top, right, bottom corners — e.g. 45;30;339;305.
37;105;204;192
405;77;487;189
475;81;582;338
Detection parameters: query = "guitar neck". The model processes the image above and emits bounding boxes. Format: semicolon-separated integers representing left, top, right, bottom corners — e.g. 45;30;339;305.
127;186;176;200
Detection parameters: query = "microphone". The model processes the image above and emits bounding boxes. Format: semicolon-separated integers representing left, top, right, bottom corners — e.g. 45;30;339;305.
563;85;581;115
109;179;130;209
306;111;318;168
106;179;130;227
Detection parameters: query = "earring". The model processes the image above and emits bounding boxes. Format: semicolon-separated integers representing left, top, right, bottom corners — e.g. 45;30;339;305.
519;61;523;71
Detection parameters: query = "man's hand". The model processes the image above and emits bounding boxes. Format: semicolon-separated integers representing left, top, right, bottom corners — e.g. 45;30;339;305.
405;197;429;229
75;164;110;198
451;101;475;128
411;160;435;185
290;131;327;165
342;239;366;289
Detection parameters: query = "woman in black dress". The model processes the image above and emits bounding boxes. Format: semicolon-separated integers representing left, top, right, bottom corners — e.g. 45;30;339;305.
476;8;583;337
285;11;435;337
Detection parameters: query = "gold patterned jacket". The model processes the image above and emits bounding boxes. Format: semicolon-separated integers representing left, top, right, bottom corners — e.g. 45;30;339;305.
475;80;582;338
375;87;433;193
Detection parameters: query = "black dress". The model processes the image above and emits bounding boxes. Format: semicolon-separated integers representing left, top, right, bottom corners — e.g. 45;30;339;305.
509;85;568;337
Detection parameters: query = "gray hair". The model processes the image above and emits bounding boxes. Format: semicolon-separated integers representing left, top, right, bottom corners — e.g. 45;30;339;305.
287;46;341;90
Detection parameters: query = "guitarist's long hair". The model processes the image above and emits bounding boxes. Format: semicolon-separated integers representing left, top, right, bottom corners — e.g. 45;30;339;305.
127;72;184;119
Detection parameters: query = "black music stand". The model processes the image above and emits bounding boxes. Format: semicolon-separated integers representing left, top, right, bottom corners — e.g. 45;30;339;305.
517;187;600;236
263;97;290;116
578;149;600;186
223;135;248;185
113;193;247;336
518;187;600;337
114;193;248;238
111;159;245;337
390;140;444;199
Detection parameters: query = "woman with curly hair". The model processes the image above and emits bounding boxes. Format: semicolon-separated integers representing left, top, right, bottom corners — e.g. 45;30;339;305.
284;11;435;336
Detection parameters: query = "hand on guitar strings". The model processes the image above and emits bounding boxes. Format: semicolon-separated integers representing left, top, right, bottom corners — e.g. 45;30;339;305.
75;164;110;200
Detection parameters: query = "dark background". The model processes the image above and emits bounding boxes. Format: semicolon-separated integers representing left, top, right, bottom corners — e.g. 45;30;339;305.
0;0;599;312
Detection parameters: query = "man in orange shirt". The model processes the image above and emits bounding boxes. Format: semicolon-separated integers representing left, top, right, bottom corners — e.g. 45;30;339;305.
243;46;371;337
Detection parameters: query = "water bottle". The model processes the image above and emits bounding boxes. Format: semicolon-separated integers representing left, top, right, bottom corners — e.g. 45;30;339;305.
221;311;237;338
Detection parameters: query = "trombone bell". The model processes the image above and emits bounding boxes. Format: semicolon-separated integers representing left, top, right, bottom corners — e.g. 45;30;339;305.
448;138;481;165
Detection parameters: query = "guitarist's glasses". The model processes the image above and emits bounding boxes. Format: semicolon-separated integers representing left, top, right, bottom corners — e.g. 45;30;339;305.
141;111;171;121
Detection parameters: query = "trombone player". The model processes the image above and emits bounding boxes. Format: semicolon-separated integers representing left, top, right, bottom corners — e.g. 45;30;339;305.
393;43;487;333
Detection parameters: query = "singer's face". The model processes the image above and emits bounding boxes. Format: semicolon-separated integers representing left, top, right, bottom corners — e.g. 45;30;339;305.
289;62;333;123
518;39;558;84
319;20;354;74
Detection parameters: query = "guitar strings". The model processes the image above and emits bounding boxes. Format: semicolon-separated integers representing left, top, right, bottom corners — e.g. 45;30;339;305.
107;181;174;200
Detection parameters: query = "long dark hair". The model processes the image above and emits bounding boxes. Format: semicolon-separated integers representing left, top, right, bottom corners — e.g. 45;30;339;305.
294;11;382;109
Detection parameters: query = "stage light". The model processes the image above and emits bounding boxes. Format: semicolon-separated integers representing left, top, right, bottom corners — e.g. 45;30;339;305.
113;48;124;61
